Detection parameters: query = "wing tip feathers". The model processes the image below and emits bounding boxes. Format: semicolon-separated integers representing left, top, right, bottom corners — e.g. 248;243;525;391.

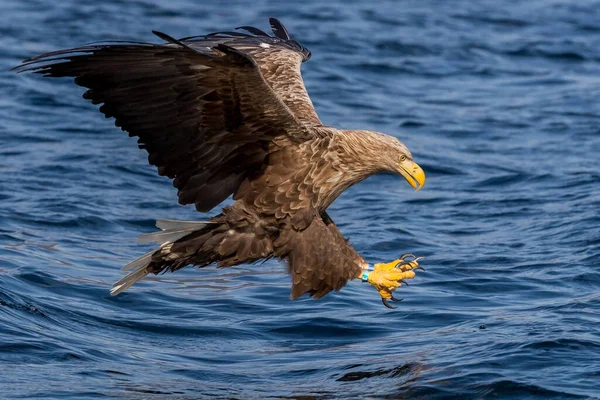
269;18;291;40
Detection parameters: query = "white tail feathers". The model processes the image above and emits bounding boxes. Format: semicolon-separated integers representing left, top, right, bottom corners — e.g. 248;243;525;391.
111;244;171;296
120;248;155;272
137;219;211;245
110;219;210;296
155;219;211;230
110;258;152;296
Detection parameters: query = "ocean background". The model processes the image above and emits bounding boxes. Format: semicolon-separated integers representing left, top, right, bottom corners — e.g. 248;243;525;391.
1;0;599;398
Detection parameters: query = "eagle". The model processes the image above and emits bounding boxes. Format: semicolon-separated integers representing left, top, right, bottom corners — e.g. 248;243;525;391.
14;18;426;308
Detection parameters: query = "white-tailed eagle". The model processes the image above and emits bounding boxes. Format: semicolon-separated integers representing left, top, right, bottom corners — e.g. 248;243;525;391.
14;18;426;308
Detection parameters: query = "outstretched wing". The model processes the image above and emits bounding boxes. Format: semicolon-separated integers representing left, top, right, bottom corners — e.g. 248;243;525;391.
275;211;366;299
13;31;313;212
182;18;321;126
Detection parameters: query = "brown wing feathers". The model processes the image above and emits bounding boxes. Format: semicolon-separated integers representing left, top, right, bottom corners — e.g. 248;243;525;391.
14;27;310;212
183;18;321;126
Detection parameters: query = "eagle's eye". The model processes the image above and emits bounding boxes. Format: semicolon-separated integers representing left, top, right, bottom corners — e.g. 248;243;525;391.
400;155;407;162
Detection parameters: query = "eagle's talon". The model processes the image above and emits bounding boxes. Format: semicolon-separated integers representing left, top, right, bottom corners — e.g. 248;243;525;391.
382;298;397;309
366;254;423;307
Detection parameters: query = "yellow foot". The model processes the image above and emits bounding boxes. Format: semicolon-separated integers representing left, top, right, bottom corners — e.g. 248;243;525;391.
363;254;423;309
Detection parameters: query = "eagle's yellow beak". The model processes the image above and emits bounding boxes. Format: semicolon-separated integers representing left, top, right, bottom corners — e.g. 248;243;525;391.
398;159;426;191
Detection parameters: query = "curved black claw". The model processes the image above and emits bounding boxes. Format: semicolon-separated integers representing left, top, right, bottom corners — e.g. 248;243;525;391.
414;266;425;272
390;295;403;302
394;261;413;269
399;253;415;261
398;279;409;287
395;256;424;271
382;298;397;309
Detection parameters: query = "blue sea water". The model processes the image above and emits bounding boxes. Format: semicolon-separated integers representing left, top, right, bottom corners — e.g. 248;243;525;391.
1;0;600;398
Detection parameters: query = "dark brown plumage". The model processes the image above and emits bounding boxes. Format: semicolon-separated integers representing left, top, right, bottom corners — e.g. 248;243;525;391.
13;18;425;301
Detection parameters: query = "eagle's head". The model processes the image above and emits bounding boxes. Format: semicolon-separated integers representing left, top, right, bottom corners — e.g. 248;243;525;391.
340;130;426;191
